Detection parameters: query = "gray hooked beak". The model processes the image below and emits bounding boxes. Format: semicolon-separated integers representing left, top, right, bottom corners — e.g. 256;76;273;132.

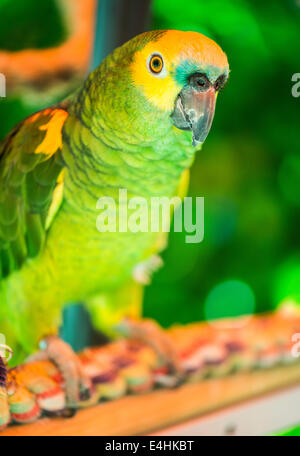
171;74;216;147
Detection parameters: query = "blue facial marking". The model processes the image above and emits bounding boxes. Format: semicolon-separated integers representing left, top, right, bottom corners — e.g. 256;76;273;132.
173;59;228;85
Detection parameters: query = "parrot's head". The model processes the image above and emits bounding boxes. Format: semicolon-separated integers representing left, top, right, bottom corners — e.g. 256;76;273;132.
129;30;229;147
84;30;229;149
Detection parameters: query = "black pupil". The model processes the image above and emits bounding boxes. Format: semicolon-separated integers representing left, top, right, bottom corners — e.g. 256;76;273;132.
152;58;161;69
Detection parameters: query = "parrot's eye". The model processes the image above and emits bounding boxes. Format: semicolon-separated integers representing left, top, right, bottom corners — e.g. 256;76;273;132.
149;54;164;74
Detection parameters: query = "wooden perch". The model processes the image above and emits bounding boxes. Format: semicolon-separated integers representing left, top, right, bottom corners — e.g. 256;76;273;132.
2;363;300;436
1;305;300;435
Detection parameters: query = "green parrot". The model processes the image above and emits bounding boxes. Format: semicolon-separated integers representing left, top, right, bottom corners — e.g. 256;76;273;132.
0;30;229;406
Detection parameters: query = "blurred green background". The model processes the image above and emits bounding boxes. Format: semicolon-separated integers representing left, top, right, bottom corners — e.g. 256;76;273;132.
144;0;300;325
0;0;66;51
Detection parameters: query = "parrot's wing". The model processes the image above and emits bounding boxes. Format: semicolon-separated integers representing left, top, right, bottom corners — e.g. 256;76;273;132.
0;106;69;279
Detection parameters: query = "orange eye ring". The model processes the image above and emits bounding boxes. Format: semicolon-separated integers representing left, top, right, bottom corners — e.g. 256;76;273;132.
149;54;164;74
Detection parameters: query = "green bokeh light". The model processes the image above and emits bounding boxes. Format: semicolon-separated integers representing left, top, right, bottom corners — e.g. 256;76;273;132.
273;256;300;305
204;279;255;321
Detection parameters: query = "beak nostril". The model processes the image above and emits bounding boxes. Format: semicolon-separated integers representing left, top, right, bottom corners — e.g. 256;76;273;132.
196;80;205;88
214;74;227;92
189;73;211;92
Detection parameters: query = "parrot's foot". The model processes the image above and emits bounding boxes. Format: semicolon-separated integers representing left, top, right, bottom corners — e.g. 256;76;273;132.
116;318;185;385
133;255;163;285
26;336;91;413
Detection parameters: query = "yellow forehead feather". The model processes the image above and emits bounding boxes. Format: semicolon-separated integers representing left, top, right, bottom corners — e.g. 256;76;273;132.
131;30;228;111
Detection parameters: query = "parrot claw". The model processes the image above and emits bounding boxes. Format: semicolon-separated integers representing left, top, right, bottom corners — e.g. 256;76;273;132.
116;318;185;383
133;255;163;285
26;336;91;412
